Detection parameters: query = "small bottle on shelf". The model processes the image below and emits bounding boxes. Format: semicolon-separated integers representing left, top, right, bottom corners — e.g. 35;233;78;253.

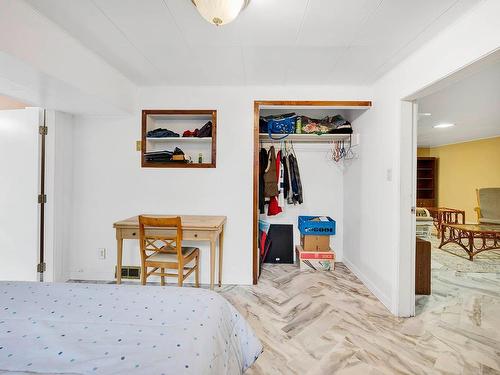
198;153;203;164
296;116;302;134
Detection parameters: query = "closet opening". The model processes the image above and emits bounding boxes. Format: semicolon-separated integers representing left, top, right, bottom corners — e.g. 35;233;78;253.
252;101;371;284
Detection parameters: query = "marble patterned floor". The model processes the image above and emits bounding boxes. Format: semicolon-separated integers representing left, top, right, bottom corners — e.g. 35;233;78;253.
219;263;500;375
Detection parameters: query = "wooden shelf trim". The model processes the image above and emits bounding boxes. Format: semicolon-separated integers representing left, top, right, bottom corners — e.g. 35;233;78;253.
141;109;217;169
259;133;353;143
147;137;212;142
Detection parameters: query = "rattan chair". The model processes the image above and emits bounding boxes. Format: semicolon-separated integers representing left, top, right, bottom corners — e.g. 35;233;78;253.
475;188;500;224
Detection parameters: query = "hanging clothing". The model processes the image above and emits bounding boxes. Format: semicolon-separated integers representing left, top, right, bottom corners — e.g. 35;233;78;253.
259;148;268;213
263;146;279;197
282;152;290;201
277;150;285;208
289;154;303;204
268;149;283;216
267;196;282;216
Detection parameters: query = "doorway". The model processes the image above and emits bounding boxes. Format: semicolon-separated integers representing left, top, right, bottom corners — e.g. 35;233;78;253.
405;52;500;316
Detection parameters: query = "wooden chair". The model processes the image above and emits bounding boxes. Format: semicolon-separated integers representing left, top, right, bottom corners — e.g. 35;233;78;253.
139;215;199;287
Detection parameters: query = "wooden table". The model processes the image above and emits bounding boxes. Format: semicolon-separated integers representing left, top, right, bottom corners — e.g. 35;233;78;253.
426;207;465;238
113;215;226;289
439;223;500;260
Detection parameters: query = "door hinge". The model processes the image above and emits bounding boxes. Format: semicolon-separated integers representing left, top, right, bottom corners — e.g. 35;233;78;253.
39;126;48;135
37;262;46;273
411;206;416;214
38;194;47;204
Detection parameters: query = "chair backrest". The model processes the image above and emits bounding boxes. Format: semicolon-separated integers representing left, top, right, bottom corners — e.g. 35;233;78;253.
138;216;183;260
477;188;500;220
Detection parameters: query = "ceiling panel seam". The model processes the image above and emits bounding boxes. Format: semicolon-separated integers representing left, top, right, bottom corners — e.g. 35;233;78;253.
24;2;134;85
90;0;162;82
160;0;192;48
327;0;384;84
367;0;463;83
283;0;310;85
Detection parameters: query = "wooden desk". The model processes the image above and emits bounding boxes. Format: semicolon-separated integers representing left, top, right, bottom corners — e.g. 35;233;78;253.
113;215;226;290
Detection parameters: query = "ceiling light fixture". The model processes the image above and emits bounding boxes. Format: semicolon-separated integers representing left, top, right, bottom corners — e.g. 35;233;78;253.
191;0;250;26
418;112;432;117
433;123;455;129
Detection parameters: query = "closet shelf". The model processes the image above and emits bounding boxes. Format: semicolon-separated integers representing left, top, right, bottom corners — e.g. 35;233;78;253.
259;133;353;143
146;137;212;142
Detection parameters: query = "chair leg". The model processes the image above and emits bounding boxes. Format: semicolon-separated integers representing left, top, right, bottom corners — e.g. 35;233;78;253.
177;265;183;287
160;268;165;286
195;255;200;288
141;265;147;286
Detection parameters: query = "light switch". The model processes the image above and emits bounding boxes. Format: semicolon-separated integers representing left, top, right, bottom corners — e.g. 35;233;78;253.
386;168;392;181
136;141;141;151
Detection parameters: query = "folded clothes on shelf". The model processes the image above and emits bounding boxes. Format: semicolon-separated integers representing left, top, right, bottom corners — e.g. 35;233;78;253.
182;121;212;138
183;129;199;137
146;128;180;137
145;147;188;163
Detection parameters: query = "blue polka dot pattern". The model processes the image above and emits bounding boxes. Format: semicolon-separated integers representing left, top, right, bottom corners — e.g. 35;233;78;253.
0;281;262;374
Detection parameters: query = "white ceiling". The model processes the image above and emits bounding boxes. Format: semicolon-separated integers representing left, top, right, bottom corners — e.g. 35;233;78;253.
417;60;500;147
25;0;480;86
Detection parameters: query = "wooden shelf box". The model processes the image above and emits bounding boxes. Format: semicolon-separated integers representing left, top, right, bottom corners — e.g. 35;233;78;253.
141;110;217;168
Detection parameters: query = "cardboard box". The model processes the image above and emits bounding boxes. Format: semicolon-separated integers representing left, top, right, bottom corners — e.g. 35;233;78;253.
300;234;330;251
295;245;335;271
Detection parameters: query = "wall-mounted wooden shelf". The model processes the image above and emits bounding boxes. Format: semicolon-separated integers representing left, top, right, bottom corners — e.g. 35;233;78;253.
146;137;212;143
141;110;217;168
259;133;354;143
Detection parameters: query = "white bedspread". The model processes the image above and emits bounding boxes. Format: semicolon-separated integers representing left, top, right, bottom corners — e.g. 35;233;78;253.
0;282;262;375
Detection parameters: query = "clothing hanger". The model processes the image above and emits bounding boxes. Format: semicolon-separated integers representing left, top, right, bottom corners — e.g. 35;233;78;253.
290;140;297;158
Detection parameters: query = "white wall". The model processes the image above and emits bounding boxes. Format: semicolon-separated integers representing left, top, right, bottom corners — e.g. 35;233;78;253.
342;0;500;316
68;85;371;284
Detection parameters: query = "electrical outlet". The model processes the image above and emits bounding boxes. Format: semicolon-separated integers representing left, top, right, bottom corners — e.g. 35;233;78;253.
98;248;106;260
386;168;393;182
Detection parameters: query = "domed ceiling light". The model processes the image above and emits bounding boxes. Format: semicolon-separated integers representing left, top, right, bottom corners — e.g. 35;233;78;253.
191;0;250;26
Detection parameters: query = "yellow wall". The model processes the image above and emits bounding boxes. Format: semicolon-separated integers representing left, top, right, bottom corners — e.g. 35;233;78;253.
417;148;430;157
425;137;500;223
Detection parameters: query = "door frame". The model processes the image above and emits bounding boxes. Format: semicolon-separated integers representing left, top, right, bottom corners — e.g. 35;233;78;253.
396;100;418;316
252;100;372;283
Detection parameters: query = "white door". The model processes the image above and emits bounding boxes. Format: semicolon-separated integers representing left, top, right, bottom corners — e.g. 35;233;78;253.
0;107;42;281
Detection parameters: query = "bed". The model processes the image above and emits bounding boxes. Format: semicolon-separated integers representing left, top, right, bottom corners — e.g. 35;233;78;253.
0;282;262;375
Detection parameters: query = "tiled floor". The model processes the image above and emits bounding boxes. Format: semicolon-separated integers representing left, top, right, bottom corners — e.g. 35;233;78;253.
220;261;500;375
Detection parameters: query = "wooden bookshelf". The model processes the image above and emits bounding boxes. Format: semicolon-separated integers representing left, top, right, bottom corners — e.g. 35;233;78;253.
416;157;437;207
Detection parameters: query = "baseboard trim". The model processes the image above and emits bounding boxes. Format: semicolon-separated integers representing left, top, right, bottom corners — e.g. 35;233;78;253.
342;257;393;314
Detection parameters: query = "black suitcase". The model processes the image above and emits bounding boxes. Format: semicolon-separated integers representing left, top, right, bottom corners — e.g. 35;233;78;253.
263;224;294;264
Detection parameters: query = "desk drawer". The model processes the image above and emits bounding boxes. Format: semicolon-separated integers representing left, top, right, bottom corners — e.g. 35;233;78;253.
183;230;211;240
121;228;139;239
119;228;212;240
